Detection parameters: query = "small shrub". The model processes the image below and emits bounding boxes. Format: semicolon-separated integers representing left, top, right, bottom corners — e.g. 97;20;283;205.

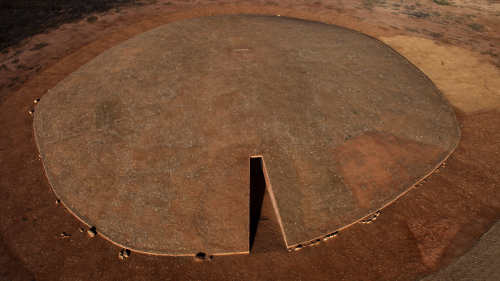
87;16;98;23
29;43;49;50
468;24;485;31
432;0;452;5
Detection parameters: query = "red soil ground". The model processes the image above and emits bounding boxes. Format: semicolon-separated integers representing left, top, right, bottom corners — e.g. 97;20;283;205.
1;1;499;280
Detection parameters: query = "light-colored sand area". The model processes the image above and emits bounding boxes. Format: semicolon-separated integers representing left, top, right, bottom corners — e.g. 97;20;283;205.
381;36;500;114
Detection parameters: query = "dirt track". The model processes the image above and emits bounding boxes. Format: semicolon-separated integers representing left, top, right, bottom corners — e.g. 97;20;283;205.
1;0;499;280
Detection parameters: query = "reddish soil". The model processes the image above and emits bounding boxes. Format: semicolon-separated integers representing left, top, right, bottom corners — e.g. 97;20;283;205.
333;133;446;210
1;105;499;279
1;1;499;280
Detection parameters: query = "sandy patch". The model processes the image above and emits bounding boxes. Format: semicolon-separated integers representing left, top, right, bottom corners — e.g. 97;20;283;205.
381;36;500;113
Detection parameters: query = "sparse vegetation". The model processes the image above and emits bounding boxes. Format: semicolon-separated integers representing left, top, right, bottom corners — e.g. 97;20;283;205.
0;0;142;51
29;43;49;50
406;27;420;33
429;31;443;38
468;23;485;31
432;0;453;5
87;16;98;23
362;0;381;11
403;11;430;18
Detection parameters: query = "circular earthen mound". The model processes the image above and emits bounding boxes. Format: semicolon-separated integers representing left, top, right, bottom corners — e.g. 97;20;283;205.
34;15;460;255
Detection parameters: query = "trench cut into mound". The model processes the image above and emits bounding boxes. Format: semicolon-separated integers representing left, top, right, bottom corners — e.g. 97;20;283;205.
34;15;460;255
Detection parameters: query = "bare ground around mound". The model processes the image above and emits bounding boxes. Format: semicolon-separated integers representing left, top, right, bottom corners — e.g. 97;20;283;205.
1;0;500;280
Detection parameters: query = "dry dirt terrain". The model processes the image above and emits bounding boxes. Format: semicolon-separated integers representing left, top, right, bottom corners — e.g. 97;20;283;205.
1;0;499;280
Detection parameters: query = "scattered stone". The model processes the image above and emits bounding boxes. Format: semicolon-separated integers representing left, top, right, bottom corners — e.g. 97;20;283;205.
360;211;381;223
87;226;97;237
309;239;320;246
61;232;71;238
119;249;131;259
194;252;207;261
34;99;40;104
323;231;338;241
294;244;303;251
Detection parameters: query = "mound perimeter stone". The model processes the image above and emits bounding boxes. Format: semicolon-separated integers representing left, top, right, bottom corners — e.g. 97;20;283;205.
34;15;460;255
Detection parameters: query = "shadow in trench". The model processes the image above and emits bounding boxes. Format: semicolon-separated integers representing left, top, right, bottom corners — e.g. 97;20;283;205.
249;157;287;253
250;157;266;250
